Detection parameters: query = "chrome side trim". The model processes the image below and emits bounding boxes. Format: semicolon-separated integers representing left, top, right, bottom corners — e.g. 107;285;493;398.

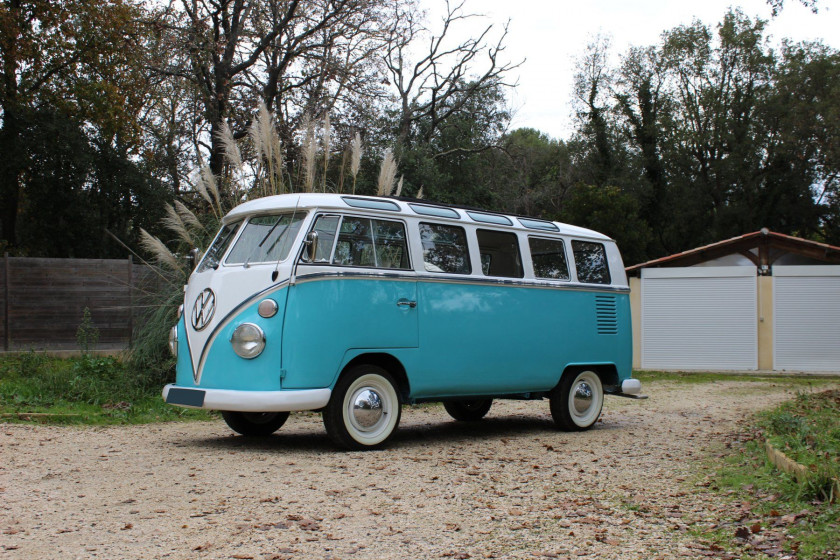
163;384;331;412
194;280;290;384
294;268;631;294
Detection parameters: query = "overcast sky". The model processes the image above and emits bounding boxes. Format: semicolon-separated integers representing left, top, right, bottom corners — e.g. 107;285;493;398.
421;0;840;139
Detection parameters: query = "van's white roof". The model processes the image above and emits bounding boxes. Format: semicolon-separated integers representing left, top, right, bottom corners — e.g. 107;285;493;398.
224;193;610;241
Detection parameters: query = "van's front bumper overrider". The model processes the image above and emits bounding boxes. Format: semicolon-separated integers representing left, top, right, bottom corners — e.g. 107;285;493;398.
162;384;332;412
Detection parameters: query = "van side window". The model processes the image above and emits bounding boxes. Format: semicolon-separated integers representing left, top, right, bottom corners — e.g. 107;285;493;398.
309;215;340;262
529;237;569;280
477;229;523;278
419;223;471;274
572;240;611;284
333;217;410;269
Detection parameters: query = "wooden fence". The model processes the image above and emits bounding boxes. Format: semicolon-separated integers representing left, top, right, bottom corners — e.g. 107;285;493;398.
1;255;155;352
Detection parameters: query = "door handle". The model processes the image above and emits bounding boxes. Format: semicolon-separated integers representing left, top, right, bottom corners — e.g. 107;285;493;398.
396;299;417;309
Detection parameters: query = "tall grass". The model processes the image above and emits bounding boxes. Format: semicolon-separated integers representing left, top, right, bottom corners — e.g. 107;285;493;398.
131;106;401;384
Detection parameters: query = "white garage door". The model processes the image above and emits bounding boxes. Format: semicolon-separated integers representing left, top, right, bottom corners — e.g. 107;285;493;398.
774;266;840;372
641;267;757;370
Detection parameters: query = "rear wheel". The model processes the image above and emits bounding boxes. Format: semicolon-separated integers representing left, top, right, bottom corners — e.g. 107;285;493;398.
323;365;401;450
443;399;493;421
549;370;603;431
221;411;290;436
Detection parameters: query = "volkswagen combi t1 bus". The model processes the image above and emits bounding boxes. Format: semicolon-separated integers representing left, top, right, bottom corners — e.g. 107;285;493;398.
163;193;644;449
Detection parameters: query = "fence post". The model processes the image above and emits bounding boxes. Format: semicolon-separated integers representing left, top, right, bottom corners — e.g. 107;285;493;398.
127;255;133;348
4;253;9;351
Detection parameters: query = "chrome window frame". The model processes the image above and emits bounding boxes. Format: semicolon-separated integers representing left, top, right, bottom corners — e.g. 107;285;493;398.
417;221;473;275
527;235;571;282
300;212;413;272
475;227;525;279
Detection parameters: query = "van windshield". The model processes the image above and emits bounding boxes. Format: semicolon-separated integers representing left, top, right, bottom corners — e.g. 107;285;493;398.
225;213;306;265
196;220;242;273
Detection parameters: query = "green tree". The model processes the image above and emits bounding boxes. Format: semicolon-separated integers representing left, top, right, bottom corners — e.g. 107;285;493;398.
0;0;152;252
766;42;840;242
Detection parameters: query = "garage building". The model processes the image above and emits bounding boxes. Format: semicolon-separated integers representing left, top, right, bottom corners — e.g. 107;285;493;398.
627;229;840;372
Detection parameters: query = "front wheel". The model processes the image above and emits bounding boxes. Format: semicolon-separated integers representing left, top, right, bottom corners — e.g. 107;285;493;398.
221;411;290;436
549;370;603;431
323;365;401;450
443;399;493;421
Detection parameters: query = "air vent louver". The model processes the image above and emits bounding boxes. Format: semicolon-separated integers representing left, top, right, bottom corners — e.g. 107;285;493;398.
595;295;618;335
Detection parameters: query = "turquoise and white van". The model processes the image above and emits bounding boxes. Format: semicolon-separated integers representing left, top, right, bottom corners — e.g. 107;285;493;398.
163;194;644;449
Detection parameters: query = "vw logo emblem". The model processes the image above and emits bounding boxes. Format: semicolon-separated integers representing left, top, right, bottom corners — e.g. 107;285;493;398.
191;288;216;331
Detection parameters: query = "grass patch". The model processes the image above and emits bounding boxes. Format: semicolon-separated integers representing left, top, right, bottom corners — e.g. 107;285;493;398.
0;352;215;425
760;390;840;496
635;370;839;387
695;390;840;559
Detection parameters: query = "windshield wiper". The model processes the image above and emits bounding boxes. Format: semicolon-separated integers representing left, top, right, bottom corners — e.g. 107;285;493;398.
258;217;286;248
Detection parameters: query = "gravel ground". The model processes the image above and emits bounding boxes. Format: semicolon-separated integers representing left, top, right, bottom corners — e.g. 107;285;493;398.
1;378;835;560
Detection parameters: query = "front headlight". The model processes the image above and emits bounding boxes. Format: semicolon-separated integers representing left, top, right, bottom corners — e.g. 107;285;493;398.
168;325;178;357
230;323;265;359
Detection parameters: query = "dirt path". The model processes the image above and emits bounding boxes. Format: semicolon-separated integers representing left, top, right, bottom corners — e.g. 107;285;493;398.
1;379;833;559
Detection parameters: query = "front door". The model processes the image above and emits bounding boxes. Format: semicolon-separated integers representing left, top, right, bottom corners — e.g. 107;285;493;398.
281;214;418;389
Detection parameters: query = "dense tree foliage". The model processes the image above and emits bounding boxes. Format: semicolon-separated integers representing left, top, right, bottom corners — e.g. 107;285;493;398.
0;2;838;266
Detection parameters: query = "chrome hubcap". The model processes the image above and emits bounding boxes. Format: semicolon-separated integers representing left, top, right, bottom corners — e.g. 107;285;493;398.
351;388;383;429
573;382;593;414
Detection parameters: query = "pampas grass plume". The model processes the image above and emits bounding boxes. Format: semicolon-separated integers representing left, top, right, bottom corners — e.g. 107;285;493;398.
200;165;222;216
350;132;362;194
175;200;203;233
321;114;331;192
162;204;193;245
139;228;182;272
217;121;242;170
377;148;397;196
302;114;317;192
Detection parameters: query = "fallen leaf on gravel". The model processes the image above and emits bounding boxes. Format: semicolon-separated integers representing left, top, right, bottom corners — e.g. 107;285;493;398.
255;522;289;530
298;519;320;531
734;526;751;539
231;555;253;559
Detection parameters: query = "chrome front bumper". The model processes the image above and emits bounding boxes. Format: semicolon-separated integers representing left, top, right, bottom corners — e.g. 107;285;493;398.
162;384;332;412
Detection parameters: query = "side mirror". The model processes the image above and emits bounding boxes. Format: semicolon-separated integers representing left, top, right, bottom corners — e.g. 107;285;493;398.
302;231;319;262
186;247;201;270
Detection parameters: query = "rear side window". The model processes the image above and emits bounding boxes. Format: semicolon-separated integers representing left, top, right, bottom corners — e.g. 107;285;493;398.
529;237;569;280
572;240;611;284
476;229;523;278
419;223;471;274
